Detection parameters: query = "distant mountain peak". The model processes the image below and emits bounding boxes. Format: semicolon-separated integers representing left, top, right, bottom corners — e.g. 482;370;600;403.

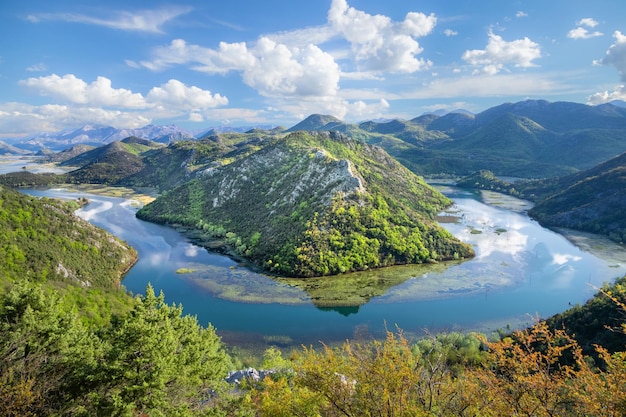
286;114;344;132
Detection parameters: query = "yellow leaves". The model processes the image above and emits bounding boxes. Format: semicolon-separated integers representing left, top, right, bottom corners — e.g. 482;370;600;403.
248;319;626;416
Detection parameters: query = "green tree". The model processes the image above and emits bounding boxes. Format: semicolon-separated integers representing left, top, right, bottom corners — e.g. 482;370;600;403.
0;281;97;416
90;284;232;416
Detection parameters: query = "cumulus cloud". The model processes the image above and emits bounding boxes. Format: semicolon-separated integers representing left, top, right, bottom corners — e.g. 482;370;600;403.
137;38;340;99
578;18;599;28
568;17;603;39
5;74;229;134
444;29;458;37
567;27;603;40
128;0;441;122
19;74;228;112
596;31;626;80
516;11;528;18
19;74;146;108
328;0;436;73
0;102;151;134
27;6;191;33
587;87;626;104
462;31;541;75
587;31;626;104
146;79;228;109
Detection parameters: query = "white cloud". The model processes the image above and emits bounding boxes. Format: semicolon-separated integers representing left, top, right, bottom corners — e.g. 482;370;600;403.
243;38;340;97
129;0;441;123
567;27;603;40
327;0;436;73
516;11;528;18
401;73;569;99
19;74;228;113
19;74;146;108
0;102;151;134
462;31;541;75
587;86;626;105
551;253;582;265
587;31;626;104
597;31;626;81
267;25;336;50
146;79;228;109
444;29;458;37
27;6;191;33
568;18;603;39
26;63;47;72
6;75;229;134
577;18;599;28
136;38;340;99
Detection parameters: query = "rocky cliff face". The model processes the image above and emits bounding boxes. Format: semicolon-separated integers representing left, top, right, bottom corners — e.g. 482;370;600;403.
202;140;365;210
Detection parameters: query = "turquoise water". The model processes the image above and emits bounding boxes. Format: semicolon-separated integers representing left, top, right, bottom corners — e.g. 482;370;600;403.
22;185;626;347
8;158;625;345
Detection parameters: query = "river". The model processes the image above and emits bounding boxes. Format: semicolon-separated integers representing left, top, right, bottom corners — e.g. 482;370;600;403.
4;156;625;347
19;182;626;348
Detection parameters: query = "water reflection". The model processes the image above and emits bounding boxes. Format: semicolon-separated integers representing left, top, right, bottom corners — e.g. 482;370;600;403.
20;185;626;346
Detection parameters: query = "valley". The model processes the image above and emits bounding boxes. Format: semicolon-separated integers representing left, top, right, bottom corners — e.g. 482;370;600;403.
19;183;626;349
2;99;626;416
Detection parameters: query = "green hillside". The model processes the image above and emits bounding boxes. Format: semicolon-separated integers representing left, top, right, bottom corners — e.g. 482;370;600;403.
0;184;137;289
120;132;278;191
286;102;626;178
137;131;473;277
528;152;626;242
0;133;281;191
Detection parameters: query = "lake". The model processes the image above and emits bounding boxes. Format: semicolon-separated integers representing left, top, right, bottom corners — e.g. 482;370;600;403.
21;182;626;348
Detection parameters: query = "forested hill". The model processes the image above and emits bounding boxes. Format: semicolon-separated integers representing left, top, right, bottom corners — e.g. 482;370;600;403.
137;131;474;277
528;152;626;242
0;184;136;288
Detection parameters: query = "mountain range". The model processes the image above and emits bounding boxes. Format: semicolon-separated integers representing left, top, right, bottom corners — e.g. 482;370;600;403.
1;98;625;252
5;99;626;179
8;124;197;152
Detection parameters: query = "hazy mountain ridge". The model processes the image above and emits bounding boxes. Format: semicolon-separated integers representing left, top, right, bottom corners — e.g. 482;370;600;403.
282;101;626;178
5;100;626;179
10;124;197;152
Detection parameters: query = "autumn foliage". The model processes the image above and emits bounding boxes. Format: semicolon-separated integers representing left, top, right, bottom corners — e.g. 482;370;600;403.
251;320;626;417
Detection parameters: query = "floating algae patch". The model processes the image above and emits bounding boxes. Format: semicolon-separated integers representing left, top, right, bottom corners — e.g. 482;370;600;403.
51;184;157;206
480;190;534;212
176;268;197;274
275;262;462;308
554;228;626;267
377;260;515;303
178;263;310;305
178;260;470;307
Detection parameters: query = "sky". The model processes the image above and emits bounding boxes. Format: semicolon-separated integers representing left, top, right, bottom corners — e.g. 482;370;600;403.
1;0;626;138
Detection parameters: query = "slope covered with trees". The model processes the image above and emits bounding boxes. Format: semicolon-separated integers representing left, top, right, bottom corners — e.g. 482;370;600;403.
137;131;474;277
2;272;625;416
291;101;626;178
528;152;626;242
0;184;136;288
0;282;232;416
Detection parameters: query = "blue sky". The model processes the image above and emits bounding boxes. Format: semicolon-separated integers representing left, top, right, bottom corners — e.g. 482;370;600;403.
1;0;625;137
